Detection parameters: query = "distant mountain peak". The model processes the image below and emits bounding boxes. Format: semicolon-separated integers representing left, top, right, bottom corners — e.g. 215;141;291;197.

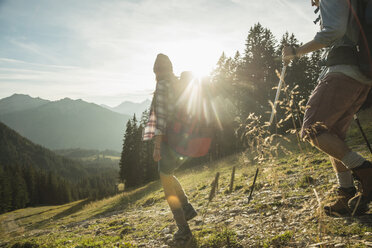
4;93;48;101
0;96;130;151
11;93;30;97
55;98;86;105
0;94;50;115
60;97;74;102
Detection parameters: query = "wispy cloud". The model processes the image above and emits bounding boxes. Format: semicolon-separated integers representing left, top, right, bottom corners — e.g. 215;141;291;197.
8;39;60;63
0;58;79;70
0;0;319;105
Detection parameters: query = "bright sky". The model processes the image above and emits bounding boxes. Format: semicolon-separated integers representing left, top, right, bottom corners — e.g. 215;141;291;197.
0;0;319;107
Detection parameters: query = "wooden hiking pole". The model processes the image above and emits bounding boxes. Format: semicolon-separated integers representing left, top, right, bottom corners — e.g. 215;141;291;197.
244;65;287;205
273;67;304;152
354;114;372;154
269;65;287;125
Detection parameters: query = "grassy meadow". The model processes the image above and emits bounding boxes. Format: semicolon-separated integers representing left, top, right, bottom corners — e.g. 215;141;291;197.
1;109;372;247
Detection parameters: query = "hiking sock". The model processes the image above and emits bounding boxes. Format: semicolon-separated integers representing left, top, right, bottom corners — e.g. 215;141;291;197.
336;171;354;188
341;151;366;169
171;208;188;227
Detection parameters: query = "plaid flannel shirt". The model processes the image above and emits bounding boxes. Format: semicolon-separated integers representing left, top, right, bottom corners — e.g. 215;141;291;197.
142;79;175;141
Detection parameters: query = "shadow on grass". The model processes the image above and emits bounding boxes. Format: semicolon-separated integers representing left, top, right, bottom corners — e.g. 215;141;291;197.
91;180;163;219
8;204;67;223
26;179;164;231
26;199;93;231
52;199;93;220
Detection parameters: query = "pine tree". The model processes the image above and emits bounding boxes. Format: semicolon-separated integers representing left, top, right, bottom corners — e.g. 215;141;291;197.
240;22;279;118
140;110;158;183
129;115;144;187
119;115;144;189
119;119;133;184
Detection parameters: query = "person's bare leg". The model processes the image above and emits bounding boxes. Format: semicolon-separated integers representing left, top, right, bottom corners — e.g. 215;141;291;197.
172;176;188;206
311;133;350;160
160;173;183;210
171;175;197;221
329;156;348;172
160;173;191;239
312;133;366;170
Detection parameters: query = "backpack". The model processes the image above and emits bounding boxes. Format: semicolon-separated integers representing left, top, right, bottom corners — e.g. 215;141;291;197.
166;76;212;158
326;0;372;110
356;0;372;78
326;0;372;79
357;0;372;110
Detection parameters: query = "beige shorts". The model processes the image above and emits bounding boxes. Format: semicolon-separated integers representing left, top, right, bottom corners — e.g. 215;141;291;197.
301;73;371;140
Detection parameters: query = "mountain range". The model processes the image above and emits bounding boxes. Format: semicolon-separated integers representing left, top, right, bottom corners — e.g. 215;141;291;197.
0;94;50;115
101;99;151;117
0;94;141;151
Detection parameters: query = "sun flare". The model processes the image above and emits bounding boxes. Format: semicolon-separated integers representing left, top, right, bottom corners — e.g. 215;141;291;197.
161;39;220;79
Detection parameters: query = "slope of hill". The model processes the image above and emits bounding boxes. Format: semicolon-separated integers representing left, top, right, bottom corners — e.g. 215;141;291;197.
1;109;371;247
0;122;119;213
0;98;130;151
0;121;86;180
0;121;120;182
102;99;151;117
0;94;49;115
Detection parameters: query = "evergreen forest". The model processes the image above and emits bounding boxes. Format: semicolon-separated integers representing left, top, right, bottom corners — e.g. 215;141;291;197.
0;122;119;214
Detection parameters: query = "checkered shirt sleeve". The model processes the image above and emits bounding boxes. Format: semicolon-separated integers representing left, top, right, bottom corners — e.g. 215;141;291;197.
142;79;170;140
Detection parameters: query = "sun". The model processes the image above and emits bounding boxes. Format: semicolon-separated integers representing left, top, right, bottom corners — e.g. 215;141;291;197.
162;39;220;79
176;54;214;79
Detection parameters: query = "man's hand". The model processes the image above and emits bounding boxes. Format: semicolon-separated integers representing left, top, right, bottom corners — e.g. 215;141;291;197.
153;135;162;162
283;41;326;65
282;46;296;66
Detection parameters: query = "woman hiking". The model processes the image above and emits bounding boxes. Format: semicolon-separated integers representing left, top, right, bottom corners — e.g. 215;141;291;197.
143;54;197;242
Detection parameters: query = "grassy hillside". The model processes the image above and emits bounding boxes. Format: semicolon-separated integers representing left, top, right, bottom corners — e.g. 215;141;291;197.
1;109;371;247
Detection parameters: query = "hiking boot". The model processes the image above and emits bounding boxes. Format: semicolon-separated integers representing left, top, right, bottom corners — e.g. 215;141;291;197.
173;225;192;242
183;203;197;221
323;187;356;215
348;161;372;214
